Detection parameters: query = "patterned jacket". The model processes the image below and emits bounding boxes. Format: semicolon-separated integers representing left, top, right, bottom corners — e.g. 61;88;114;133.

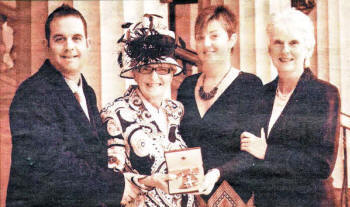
101;86;195;207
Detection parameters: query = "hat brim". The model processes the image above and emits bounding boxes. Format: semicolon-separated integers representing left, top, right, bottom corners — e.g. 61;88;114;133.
120;57;183;79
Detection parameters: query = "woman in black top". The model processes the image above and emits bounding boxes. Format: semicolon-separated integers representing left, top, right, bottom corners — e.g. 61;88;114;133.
177;5;262;202
240;8;340;207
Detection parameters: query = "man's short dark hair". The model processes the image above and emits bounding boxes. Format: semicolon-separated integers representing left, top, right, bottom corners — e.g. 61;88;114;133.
45;4;88;46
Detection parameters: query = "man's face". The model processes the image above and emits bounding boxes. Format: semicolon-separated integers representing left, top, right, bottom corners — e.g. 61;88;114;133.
48;15;89;78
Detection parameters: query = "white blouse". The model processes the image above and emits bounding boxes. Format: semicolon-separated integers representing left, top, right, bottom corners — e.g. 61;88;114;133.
267;88;294;137
65;77;90;120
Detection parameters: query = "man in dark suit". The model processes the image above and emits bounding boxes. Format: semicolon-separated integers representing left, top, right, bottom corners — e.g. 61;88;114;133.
6;5;124;207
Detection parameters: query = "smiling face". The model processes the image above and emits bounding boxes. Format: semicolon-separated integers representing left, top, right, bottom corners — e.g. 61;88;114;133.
268;23;310;75
133;64;174;102
195;20;236;66
47;15;89;78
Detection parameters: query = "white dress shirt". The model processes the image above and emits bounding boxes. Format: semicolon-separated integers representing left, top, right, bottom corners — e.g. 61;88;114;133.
65;76;90;121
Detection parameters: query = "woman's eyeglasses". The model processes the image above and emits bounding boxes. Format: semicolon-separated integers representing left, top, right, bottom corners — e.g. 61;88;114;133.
136;66;175;75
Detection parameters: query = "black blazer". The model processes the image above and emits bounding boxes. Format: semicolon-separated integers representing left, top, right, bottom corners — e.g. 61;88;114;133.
7;60;124;207
251;69;340;207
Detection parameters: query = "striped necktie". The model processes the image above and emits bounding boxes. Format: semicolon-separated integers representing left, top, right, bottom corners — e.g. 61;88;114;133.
74;79;81;103
74;92;80;103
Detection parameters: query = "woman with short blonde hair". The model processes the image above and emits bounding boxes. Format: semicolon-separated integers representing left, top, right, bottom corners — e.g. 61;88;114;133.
241;8;340;207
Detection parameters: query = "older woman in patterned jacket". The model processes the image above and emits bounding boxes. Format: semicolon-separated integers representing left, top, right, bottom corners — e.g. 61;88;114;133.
100;15;196;207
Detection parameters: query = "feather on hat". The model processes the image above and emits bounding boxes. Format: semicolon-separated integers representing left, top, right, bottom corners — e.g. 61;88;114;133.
118;14;182;79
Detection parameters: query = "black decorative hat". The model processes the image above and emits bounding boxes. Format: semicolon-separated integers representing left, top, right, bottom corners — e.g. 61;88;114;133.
118;14;182;79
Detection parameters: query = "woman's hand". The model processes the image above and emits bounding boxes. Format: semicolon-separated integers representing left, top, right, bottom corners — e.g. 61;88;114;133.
240;128;267;159
138;173;176;194
121;176;143;206
198;168;220;195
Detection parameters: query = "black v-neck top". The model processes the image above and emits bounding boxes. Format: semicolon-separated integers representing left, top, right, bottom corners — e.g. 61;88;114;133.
177;71;263;201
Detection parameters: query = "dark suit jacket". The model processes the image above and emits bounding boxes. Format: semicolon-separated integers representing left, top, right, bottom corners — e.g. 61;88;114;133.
7;60;124;207
251;68;340;207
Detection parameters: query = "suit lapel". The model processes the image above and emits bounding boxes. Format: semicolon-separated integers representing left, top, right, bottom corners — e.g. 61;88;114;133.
82;76;100;138
262;79;278;138
43;60;97;137
265;69;312;141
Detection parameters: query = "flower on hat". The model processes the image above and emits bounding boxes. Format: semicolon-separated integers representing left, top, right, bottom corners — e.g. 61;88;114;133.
117;14;182;79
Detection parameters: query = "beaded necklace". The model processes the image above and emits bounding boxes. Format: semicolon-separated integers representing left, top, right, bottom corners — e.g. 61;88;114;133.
198;69;231;100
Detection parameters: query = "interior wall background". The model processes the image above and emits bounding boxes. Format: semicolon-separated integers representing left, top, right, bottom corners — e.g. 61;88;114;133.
0;0;349;206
